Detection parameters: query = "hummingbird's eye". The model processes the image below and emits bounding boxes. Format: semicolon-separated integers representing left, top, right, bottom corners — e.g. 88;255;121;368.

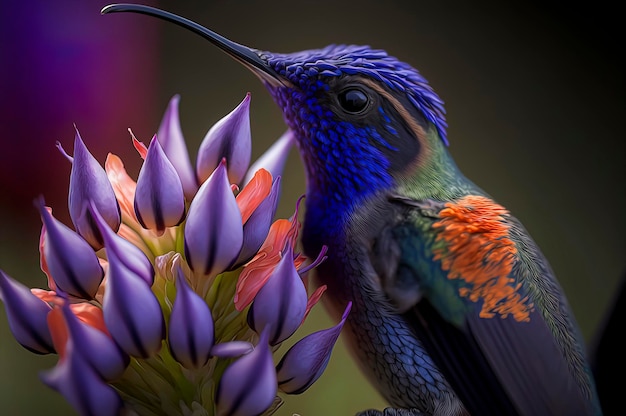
337;88;370;114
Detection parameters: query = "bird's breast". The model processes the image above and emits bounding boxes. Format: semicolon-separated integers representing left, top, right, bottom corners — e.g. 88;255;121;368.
302;198;463;414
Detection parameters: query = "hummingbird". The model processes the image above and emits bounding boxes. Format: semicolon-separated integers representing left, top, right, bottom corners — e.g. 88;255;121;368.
102;4;603;416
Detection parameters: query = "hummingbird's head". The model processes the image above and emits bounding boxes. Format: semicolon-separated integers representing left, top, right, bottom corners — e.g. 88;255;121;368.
256;45;448;188
102;4;449;205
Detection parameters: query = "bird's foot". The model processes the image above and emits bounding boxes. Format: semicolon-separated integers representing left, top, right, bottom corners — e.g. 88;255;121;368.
356;408;426;416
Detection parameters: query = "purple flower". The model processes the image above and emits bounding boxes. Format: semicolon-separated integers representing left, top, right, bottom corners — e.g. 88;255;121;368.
134;135;186;235
168;266;215;368
90;202;164;358
234;174;281;267
276;302;352;394
48;301;129;381
196;93;251;186
169;265;255;370
247;244;308;346
243;130;294;186
184;159;243;277
58;127;121;249
156;94;198;200
1;91;344;416
36;197;104;299
0;269;54;354
40;340;123;416
216;328;277;416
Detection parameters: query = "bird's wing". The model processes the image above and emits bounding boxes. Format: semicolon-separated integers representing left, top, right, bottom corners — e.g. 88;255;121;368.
371;194;598;416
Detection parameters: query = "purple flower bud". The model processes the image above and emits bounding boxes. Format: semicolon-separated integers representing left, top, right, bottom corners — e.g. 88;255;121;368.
156;95;198;200
216;328;277;416
61;128;121;250
102;257;165;358
276;302;352;394
134;135;186;235
233;177;281;268
36;197;104;299
168;267;214;369
196;94;251;186
0;270;54;354
247;245;307;346
243;130;294;187
90;204;164;358
60;302;129;380
40;341;122;416
184;160;243;276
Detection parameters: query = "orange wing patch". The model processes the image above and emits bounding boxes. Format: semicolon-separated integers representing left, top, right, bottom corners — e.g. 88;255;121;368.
432;195;533;322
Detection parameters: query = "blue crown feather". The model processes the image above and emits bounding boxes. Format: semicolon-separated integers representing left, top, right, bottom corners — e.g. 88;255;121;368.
260;44;449;145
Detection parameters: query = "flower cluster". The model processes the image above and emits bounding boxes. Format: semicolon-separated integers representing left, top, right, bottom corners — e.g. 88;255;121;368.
0;94;351;416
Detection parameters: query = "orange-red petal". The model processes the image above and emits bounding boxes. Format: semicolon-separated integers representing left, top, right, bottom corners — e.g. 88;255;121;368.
304;285;326;320
38;210;57;291
236;168;272;224
105;153;138;223
70;302;110;336
47;306;69;359
235;212;300;311
130;129;148;160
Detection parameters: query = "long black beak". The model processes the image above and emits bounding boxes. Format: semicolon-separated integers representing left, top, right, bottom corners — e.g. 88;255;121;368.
101;3;291;88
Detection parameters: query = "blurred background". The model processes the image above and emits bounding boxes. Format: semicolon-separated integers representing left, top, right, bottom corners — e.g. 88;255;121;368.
1;0;623;414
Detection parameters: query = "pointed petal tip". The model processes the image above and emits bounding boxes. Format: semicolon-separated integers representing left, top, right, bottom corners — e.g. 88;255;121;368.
343;301;353;319
68;137;121;249
276;301;351;395
55;141;73;163
244;129;295;186
129;128;148;159
196;95;252;186
157;94;198;199
164;94;181;111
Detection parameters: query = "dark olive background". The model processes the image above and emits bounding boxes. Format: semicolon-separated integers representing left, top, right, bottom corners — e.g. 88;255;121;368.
1;1;623;415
